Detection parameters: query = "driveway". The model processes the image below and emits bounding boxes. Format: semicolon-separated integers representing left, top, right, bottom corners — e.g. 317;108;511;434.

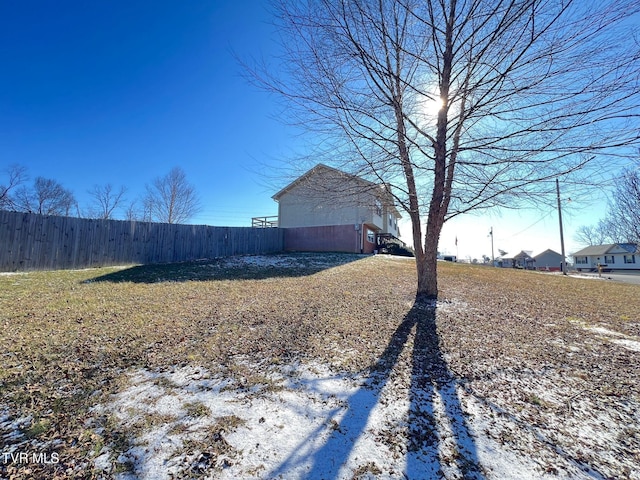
576;271;640;285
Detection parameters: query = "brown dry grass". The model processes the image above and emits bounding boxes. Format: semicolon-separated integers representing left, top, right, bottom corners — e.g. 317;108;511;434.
1;254;639;478
436;263;640;478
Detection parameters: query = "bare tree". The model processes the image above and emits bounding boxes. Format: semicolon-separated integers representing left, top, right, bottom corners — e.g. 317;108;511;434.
606;162;640;243
123;199;152;222
573;222;613;247
124;200;140;222
87;184;127;219
143;167;201;224
574;161;640;245
262;0;640;298
0;164;28;210
15;177;76;216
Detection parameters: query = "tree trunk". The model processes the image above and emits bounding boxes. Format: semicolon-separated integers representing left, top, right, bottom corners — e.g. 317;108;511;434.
413;0;454;300
410;213;431;298
415;211;444;300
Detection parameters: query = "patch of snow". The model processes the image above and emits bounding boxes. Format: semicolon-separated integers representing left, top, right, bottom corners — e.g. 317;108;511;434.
0;411;33;446
567;274;606;281
587;326;626;337
94;452;111;471
376;254;415;261
583;325;640;352
90;359;616;480
611;339;640;352
436;299;469;314
210;253;362;270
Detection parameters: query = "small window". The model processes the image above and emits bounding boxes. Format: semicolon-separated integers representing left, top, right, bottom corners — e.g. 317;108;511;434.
367;229;375;243
575;256;588;265
624;254;636;264
604;255;614;264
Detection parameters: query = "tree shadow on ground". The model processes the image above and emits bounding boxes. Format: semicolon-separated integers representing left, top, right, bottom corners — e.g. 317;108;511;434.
87;252;366;283
269;297;484;479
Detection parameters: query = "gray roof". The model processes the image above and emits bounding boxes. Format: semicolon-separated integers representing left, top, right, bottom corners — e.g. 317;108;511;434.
533;249;562;259
272;164;376;201
571;243;637;256
619;243;639;253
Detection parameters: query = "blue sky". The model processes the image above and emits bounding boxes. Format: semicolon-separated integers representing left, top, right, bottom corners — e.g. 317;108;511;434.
0;1;291;224
0;1;617;260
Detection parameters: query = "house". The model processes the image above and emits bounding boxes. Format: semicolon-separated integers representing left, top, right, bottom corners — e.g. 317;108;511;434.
533;249;564;272
272;164;402;253
509;250;535;269
571;243;639;271
497;249;564;270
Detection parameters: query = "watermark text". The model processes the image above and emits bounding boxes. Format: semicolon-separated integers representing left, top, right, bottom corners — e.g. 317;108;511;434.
1;451;59;465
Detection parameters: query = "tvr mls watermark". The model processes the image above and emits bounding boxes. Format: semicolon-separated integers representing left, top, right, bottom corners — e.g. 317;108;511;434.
2;451;60;465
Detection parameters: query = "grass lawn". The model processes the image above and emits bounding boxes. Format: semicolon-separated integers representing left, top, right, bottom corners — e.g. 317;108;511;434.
1;253;639;479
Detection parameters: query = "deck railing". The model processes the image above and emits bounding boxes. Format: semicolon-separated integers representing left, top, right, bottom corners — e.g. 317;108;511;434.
251;216;279;228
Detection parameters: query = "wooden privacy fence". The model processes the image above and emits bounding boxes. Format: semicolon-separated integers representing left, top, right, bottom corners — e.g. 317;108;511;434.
0;211;284;272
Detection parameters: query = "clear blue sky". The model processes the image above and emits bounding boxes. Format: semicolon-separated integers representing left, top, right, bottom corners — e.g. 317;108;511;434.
0;1;617;260
0;1;292;225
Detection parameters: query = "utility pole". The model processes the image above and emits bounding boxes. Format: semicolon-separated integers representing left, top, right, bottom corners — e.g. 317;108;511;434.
489;227;495;267
556;178;567;275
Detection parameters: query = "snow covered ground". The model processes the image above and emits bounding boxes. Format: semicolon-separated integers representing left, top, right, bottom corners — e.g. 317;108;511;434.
90;361;553;480
88;323;640;479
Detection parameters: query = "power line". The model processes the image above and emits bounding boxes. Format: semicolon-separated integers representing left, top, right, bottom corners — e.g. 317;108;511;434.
495;209;555;241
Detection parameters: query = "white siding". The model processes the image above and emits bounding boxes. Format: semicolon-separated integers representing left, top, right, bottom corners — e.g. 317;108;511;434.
276;167;393;231
581;253;639;270
274;165;403;237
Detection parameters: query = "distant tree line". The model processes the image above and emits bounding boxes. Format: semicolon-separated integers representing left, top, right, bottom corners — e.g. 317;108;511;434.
0;164;201;224
574;160;640;246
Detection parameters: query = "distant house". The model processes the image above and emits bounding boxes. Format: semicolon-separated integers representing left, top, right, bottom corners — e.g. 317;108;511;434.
498;249;562;270
533;249;564;272
571;243;639;271
272;164;402;253
507;250;535;269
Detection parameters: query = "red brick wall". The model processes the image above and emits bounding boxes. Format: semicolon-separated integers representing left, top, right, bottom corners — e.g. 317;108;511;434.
362;225;377;254
284;225;363;253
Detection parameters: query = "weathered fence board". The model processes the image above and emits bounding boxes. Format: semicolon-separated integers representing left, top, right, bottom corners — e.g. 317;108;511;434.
0;211;284;272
